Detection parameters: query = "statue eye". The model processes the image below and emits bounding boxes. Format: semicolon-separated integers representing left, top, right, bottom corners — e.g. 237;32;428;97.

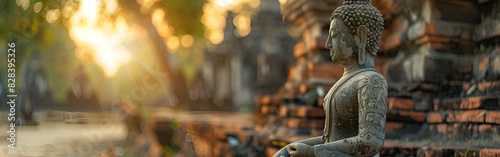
331;32;337;38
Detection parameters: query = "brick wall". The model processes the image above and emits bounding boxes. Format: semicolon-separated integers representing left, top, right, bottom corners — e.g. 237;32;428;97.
254;0;500;156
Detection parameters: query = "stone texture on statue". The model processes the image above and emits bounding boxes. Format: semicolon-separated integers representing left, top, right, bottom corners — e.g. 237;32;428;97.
273;0;387;156
256;0;500;156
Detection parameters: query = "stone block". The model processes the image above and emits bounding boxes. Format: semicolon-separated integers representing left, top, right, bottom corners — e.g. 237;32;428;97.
433;0;480;24
474;19;500;41
407;21;474;41
414;98;432;111
402;48;472;83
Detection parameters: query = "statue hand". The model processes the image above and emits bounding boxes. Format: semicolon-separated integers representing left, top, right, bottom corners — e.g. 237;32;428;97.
288;143;315;157
273;145;291;157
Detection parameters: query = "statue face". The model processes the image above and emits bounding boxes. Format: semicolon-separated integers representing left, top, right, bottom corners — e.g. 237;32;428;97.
325;19;356;65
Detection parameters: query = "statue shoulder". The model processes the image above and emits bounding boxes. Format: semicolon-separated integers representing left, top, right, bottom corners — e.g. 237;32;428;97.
356;70;387;90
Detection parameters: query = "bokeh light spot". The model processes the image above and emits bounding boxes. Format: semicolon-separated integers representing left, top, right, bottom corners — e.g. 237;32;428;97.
181;35;194;48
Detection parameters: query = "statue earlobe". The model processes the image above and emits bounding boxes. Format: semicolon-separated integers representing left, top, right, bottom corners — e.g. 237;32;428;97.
355;25;367;66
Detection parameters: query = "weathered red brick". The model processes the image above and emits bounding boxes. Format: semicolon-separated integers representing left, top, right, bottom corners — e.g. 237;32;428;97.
388;97;414;110
387;110;426;122
299;84;308;94
427;112;444;123
435;96;498;110
214;128;227;140
380;147;397;156
436;124;447;134
287;67;296;83
308;62;344;81
446;110;485;123
317;97;324;107
293;42;305;57
479;57;489;71
419;83;439;92
478;82;493;92
486;111;500;124
478;124;492;133
261;95;272;106
418;146;445;157
461;96;485;109
385;122;404;132
464;81;500;93
478;148;499;157
430;123;494;135
236;130;255;142
480;149;500;157
278;105;324;118
286;118;324;129
266;146;279;157
271;95;281;105
278;106;288;117
296;106;324;118
260;106;275;115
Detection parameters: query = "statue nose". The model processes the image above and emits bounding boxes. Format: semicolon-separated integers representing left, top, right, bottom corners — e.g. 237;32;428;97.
325;37;332;49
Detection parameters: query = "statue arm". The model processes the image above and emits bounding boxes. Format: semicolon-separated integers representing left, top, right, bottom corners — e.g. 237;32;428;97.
273;136;323;157
293;136;324;145
313;74;387;157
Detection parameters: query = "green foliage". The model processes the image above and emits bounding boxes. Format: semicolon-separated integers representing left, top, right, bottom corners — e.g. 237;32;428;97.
158;0;206;38
0;0;76;102
37;25;79;103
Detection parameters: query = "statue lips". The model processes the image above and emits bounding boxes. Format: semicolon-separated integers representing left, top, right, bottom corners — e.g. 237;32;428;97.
330;51;335;62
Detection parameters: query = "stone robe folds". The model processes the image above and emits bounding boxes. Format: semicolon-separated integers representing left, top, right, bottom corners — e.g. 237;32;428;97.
317;68;387;157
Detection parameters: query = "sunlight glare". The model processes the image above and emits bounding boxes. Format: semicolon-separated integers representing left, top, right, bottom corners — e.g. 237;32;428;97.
69;0;133;78
215;0;239;7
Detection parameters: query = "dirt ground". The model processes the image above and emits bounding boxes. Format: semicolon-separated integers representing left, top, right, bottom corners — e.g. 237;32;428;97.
0;111;127;157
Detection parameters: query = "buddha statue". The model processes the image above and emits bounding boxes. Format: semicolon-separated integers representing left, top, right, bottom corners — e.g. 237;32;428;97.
274;0;387;156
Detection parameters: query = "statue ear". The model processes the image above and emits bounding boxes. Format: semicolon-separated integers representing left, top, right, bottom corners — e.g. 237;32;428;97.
355;25;367;66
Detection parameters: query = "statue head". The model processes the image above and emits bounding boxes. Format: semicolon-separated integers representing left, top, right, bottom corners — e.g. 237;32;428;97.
326;0;384;66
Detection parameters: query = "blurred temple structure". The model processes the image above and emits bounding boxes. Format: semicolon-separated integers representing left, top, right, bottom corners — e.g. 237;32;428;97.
198;0;295;111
